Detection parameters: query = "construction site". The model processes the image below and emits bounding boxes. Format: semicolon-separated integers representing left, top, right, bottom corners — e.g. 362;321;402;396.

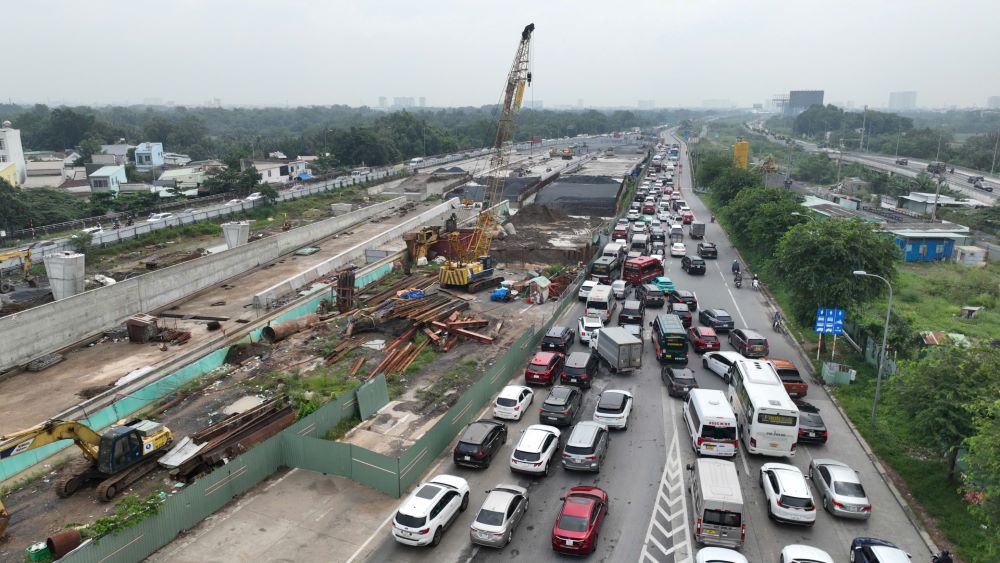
0;23;653;563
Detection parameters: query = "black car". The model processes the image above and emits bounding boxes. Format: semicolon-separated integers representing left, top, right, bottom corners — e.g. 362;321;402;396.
661;366;699;398
668;289;699;311
539;385;583;427
541;326;575;353
618;299;645;326
794;400;828;444
453;419;508;468
696;242;718;259
560;352;598;389
636;283;665;308
699;308;735;332
669;302;693;328
681;255;706;275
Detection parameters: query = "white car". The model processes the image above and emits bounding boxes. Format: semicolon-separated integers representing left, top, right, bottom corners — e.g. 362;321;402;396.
626;210;641;222
779;544;834;563
392;474;470;547
697;547;749;563
760;463;817;526
493;385;534;421
670;242;687;257
593;390;634;430
224;199;243;206
509;425;561;476
702;351;744;380
616;218;629;228
578;280;598;302
657;211;671;222
72;226;103;238
244;192;265;202
650;253;664;265
610;279;628;299
469;484;529;548
147;212;174;222
578;315;604;342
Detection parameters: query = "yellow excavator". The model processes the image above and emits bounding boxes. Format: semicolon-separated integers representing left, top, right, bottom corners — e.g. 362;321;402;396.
0;419;173;537
0;248;33;293
439;23;534;292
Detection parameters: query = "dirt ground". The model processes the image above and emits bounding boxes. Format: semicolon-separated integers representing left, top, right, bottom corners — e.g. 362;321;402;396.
493;203;605;266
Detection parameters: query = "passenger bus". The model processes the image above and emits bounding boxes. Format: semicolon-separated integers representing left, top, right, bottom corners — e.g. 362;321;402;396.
726;358;799;457
589;255;619;284
651;313;688;365
623;256;663;286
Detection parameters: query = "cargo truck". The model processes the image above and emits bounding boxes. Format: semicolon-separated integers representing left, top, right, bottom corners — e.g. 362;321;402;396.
589;326;643;374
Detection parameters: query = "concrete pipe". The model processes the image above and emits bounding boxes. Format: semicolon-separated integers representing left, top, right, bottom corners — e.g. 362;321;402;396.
47;529;82;559
261;314;320;343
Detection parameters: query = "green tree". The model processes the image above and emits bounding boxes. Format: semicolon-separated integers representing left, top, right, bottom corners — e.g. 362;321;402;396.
75;137;103;165
745;197;806;257
711;167;762;205
693;149;730;188
774;220;900;321
793;153;838;184
720;187;790;247
202;167;262;197
965;396;1000;560
0;178;29;235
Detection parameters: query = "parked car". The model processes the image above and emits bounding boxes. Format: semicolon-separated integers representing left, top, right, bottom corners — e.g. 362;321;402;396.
493;385;533;421
453;420;508;469
849;537;911;563
540;385;583;427
652;276;675;292
592;390;634;430
794;400;828;444
728;328;769;358
697;242;718;259
809;459;871;519
778;545;833;563
560;352;598;389
524;352;565;386
561;421;610;472
699;308;735;332
688;326;720;353
680;255;706;275
550;486;609;555
636;284;666;308
392;474;470;546
668;289;699;311
662;366;699;398
760;463;817;526
578;280;599;301
510;424;561;476
670;242;687;257
701;351;743;381
578;315;604;343
696;548;749;563
669;302;693;327
542;326;575;353
469;484;529;548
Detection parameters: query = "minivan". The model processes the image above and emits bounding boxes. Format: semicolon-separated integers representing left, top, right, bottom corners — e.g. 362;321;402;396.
561;421;610;472
688;458;745;548
636;284;665;308
728;329;769;358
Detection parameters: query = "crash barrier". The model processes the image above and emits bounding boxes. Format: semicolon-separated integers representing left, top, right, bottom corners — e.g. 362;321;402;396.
0;197;405;372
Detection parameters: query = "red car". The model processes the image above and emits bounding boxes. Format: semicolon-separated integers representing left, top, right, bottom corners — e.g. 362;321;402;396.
688;326;721;353
681;212;694;224
525;352;565;386
551;486;609;555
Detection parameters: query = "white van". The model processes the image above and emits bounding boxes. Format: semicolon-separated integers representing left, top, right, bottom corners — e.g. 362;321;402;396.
585;285;616;323
683;389;738;458
602;242;625;261
688;458;745;548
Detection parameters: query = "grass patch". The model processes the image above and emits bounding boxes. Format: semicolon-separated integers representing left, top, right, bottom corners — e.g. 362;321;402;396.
416;357;478;404
405;344;438;375
323;415;362;441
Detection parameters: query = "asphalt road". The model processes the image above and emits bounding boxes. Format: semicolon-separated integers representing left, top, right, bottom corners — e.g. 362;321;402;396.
364;131;933;563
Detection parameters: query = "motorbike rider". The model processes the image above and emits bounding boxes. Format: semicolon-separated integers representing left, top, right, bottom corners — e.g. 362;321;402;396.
773;310;782;329
710;214;716;223
932;551;953;563
752;274;760;290
731;260;741;275
734;271;743;287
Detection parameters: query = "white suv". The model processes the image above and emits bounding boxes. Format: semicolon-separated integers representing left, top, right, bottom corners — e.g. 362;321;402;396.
760;463;817;526
578;280;598;302
509;424;560;476
392;474;471;547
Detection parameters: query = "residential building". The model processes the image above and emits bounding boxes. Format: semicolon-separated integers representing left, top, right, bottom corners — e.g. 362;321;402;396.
0;120;27;185
98;143;134;165
392;97;415;109
0;162;17;187
953;245;987;267
155;167;208;190
134;142;165;169
163;152;191;166
785;90;825;116
988;96;1000;110
89;165;127;195
889;229;960;262
92;154;120;165
897;192;966;216
241;158;312;184
21;160;66;189
888;91;917;111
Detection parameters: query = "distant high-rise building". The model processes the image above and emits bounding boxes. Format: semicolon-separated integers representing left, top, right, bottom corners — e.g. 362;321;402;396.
888;91;917;111
770;94;789;114
988;96;1000;109
418;97;426;107
378;96;388;109
392;97;415;109
785;90;824;116
637;100;655;109
577;98;584;108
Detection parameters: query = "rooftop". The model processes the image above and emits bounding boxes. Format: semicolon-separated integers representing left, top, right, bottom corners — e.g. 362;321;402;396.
899;192;965;205
91;165;124;177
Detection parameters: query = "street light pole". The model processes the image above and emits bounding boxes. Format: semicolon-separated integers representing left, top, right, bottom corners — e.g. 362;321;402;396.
991;129;999;175
853;270;893;427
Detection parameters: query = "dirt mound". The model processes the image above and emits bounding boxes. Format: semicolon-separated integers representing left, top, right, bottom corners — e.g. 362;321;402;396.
508;204;568;227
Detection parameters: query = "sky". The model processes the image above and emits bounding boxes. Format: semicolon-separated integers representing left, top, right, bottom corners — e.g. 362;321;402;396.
5;0;999;110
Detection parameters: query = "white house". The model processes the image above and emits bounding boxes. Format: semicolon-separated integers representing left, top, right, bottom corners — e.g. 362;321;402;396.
0;120;27;185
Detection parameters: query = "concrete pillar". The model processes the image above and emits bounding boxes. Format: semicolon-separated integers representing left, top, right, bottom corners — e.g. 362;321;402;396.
222;221;250;249
44;252;85;301
330;203;354;216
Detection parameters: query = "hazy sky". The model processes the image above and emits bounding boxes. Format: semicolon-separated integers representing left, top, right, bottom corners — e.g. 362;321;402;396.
5;0;998;109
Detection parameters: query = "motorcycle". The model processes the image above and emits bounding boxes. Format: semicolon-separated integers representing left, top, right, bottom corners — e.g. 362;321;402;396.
734;274;743;289
710;215;716;223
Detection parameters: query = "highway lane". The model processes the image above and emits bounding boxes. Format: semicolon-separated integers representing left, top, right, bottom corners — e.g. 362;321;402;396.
665;130;934;562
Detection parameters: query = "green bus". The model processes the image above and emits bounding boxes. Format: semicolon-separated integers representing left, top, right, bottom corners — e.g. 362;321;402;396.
652;313;689;364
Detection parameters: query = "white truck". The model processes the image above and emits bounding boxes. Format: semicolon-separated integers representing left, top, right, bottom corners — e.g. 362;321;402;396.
589;326;643;374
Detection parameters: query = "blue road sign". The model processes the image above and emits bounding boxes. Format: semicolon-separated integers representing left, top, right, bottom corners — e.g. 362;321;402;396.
815;308;845;334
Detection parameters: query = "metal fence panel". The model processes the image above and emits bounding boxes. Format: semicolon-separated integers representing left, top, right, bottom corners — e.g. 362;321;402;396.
351;447;400;497
358;375;390;420
283;435;352;476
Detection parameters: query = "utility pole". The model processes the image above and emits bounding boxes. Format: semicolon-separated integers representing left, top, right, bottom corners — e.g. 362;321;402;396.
931;176;944;221
991;129;1000;175
859;106;867;151
895;129;901;157
935;132;943;161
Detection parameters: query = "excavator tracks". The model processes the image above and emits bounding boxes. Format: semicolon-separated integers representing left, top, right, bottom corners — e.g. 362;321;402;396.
95;456;161;502
53;459;93;498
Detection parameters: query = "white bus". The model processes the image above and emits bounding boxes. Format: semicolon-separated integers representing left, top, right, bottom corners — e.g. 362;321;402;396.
726;358;798;457
585;285;616;323
683;389;738;458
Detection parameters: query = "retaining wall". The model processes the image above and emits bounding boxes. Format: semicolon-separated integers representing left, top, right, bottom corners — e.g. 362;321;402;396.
0;198;405;372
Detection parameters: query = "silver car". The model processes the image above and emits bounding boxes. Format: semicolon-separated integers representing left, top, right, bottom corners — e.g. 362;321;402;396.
562;421;610;472
808;459;872;520
469;484;529;547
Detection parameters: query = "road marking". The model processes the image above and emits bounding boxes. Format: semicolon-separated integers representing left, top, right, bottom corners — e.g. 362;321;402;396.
738;448;752;478
463;545;480;563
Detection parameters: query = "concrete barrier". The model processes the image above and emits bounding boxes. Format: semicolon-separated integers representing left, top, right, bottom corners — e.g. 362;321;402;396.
0;198;406;371
253;198;460;308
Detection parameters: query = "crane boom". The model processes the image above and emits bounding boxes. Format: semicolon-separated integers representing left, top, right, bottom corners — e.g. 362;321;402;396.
0;420;102;462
